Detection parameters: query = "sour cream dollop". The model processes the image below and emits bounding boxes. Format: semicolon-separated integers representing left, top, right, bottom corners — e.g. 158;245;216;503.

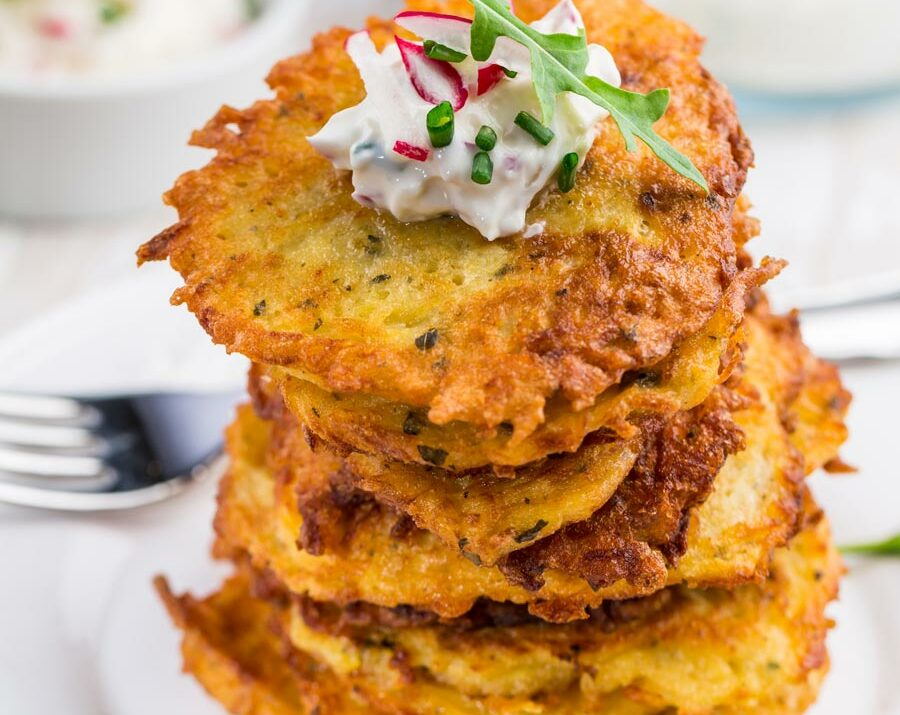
0;0;257;79
308;1;621;240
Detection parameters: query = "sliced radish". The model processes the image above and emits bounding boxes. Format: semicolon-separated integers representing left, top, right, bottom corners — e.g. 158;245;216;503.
341;31;423;148
395;10;529;75
477;64;508;95
395;11;472;54
395;36;468;110
393;141;430;162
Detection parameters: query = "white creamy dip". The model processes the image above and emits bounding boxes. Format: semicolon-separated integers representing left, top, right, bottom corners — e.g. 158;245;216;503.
0;0;258;78
308;0;620;240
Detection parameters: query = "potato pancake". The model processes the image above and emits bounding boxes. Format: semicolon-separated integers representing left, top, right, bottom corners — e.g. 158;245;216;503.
213;310;847;620
268;262;779;471
139;0;755;440
159;503;839;715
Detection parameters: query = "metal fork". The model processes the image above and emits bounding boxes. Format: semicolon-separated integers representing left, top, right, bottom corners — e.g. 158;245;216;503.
0;390;240;511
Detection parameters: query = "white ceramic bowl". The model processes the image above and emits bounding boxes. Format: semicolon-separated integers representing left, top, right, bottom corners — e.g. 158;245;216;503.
653;0;900;96
0;0;309;219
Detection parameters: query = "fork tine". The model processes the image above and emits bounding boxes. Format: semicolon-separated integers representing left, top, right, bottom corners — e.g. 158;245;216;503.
0;470;119;493
0;418;103;452
0;474;196;511
0;393;101;426
0;445;107;479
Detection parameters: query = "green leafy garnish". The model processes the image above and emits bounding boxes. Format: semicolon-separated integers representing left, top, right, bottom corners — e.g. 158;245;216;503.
98;0;130;25
841;533;900;556
467;0;708;192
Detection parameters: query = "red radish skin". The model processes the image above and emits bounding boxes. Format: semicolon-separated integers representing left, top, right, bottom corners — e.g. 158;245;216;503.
395;36;468;110
393;141;430;162
477;64;508;95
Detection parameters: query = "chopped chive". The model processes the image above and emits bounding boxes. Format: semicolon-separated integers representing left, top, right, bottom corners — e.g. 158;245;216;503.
514;111;555;146
501;67;518;78
424;40;467;63
558;152;579;193
426;101;454;148
475;125;497;151
471;152;493;185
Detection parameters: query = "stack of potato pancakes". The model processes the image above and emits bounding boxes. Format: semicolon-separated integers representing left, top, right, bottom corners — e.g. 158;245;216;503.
141;0;851;712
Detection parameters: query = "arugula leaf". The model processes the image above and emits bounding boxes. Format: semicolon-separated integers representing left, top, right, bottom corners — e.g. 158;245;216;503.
841;533;900;556
467;0;708;192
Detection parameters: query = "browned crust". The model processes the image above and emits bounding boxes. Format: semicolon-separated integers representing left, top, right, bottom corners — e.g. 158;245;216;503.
497;386;746;591
138;0;754;436
158;503;841;715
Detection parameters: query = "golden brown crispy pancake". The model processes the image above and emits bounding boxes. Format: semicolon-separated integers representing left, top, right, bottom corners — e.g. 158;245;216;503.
160;503;840;715
139;0;756;440
212;311;848;621
267;380;742;572
268;262;778;471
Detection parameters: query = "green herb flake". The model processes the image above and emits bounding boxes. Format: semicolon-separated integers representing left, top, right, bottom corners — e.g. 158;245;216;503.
424;40;467;63
841;533;900;556
514;111;555;146
475;125;498;151
99;0;130;24
515;519;549;543
418;445;448;466
471;151;494;185
371;274;391;284
467;0;707;191
427;101;455;148
403;411;426;436
365;234;383;256
458;538;482;566
415;328;439;351
252;299;267;316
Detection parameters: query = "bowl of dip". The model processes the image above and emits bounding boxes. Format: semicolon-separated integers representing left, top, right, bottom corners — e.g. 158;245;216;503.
652;0;900;97
0;0;309;218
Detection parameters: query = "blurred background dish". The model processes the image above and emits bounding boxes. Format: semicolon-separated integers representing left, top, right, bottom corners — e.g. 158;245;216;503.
652;0;900;96
0;0;309;218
